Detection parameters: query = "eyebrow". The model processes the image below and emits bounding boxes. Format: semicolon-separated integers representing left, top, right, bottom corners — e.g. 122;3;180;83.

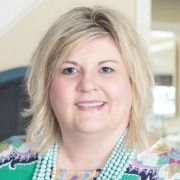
63;61;78;65
63;60;120;65
98;60;119;65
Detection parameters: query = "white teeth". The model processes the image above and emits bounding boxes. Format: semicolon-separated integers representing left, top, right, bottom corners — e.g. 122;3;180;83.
77;102;105;107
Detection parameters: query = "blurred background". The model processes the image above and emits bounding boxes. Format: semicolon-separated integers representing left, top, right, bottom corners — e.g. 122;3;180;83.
0;0;179;145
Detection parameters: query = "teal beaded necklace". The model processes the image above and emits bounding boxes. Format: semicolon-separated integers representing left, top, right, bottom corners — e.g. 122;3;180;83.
32;144;58;180
32;130;136;180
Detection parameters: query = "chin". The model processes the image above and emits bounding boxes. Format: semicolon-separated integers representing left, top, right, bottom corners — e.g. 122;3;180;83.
75;122;108;134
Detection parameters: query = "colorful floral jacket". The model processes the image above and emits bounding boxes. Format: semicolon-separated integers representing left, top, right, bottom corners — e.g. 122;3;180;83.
0;136;179;180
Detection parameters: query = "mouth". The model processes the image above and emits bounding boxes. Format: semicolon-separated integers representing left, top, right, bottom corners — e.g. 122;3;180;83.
75;101;106;111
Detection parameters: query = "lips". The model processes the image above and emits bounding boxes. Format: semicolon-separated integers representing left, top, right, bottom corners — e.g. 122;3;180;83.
75;100;106;111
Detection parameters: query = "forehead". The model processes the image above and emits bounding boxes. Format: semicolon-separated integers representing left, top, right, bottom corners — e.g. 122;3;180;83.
63;36;122;63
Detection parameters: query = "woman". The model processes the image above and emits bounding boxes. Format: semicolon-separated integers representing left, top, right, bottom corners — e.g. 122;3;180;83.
0;6;179;180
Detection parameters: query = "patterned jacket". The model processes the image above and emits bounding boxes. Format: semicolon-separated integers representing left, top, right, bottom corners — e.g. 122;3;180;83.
0;136;179;180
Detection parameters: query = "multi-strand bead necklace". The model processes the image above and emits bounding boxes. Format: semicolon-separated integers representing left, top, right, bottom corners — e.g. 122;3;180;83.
32;144;58;180
32;130;136;180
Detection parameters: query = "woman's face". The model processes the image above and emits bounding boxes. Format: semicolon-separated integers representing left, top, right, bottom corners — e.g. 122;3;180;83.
49;37;132;136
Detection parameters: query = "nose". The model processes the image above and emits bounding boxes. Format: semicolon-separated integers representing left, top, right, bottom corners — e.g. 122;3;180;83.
76;73;98;93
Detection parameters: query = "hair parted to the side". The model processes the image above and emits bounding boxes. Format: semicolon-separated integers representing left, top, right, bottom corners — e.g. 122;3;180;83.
25;6;154;154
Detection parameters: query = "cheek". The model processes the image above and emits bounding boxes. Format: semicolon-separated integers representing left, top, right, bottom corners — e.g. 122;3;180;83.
106;78;132;100
50;78;74;106
107;78;133;122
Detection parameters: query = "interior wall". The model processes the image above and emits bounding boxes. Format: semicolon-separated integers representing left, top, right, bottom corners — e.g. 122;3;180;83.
177;37;180;116
152;0;180;118
0;0;137;72
152;0;180;35
152;0;180;24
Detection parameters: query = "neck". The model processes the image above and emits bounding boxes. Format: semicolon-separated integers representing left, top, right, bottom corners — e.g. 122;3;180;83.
57;128;126;170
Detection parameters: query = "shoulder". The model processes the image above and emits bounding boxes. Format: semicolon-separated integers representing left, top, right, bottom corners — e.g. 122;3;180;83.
134;139;180;180
0;136;38;180
0;136;36;158
1;136;27;150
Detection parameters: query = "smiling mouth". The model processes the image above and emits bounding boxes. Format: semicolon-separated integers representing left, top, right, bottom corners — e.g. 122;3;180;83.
75;101;106;110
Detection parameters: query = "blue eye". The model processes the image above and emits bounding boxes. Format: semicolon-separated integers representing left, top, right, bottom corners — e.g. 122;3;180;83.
100;67;114;73
62;67;77;75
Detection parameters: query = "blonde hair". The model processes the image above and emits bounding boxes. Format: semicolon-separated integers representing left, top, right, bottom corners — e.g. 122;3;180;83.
25;6;154;154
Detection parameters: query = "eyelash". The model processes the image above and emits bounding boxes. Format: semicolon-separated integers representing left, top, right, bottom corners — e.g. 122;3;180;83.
99;67;114;73
62;66;114;75
62;67;78;75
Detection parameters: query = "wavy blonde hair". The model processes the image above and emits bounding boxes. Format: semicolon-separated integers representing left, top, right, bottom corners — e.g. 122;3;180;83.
25;6;154;154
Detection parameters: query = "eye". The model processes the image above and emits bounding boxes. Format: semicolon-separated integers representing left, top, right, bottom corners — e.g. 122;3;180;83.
99;67;114;73
62;67;78;75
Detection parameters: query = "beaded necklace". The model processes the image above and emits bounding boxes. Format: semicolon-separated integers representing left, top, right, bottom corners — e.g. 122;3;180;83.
32;130;136;180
